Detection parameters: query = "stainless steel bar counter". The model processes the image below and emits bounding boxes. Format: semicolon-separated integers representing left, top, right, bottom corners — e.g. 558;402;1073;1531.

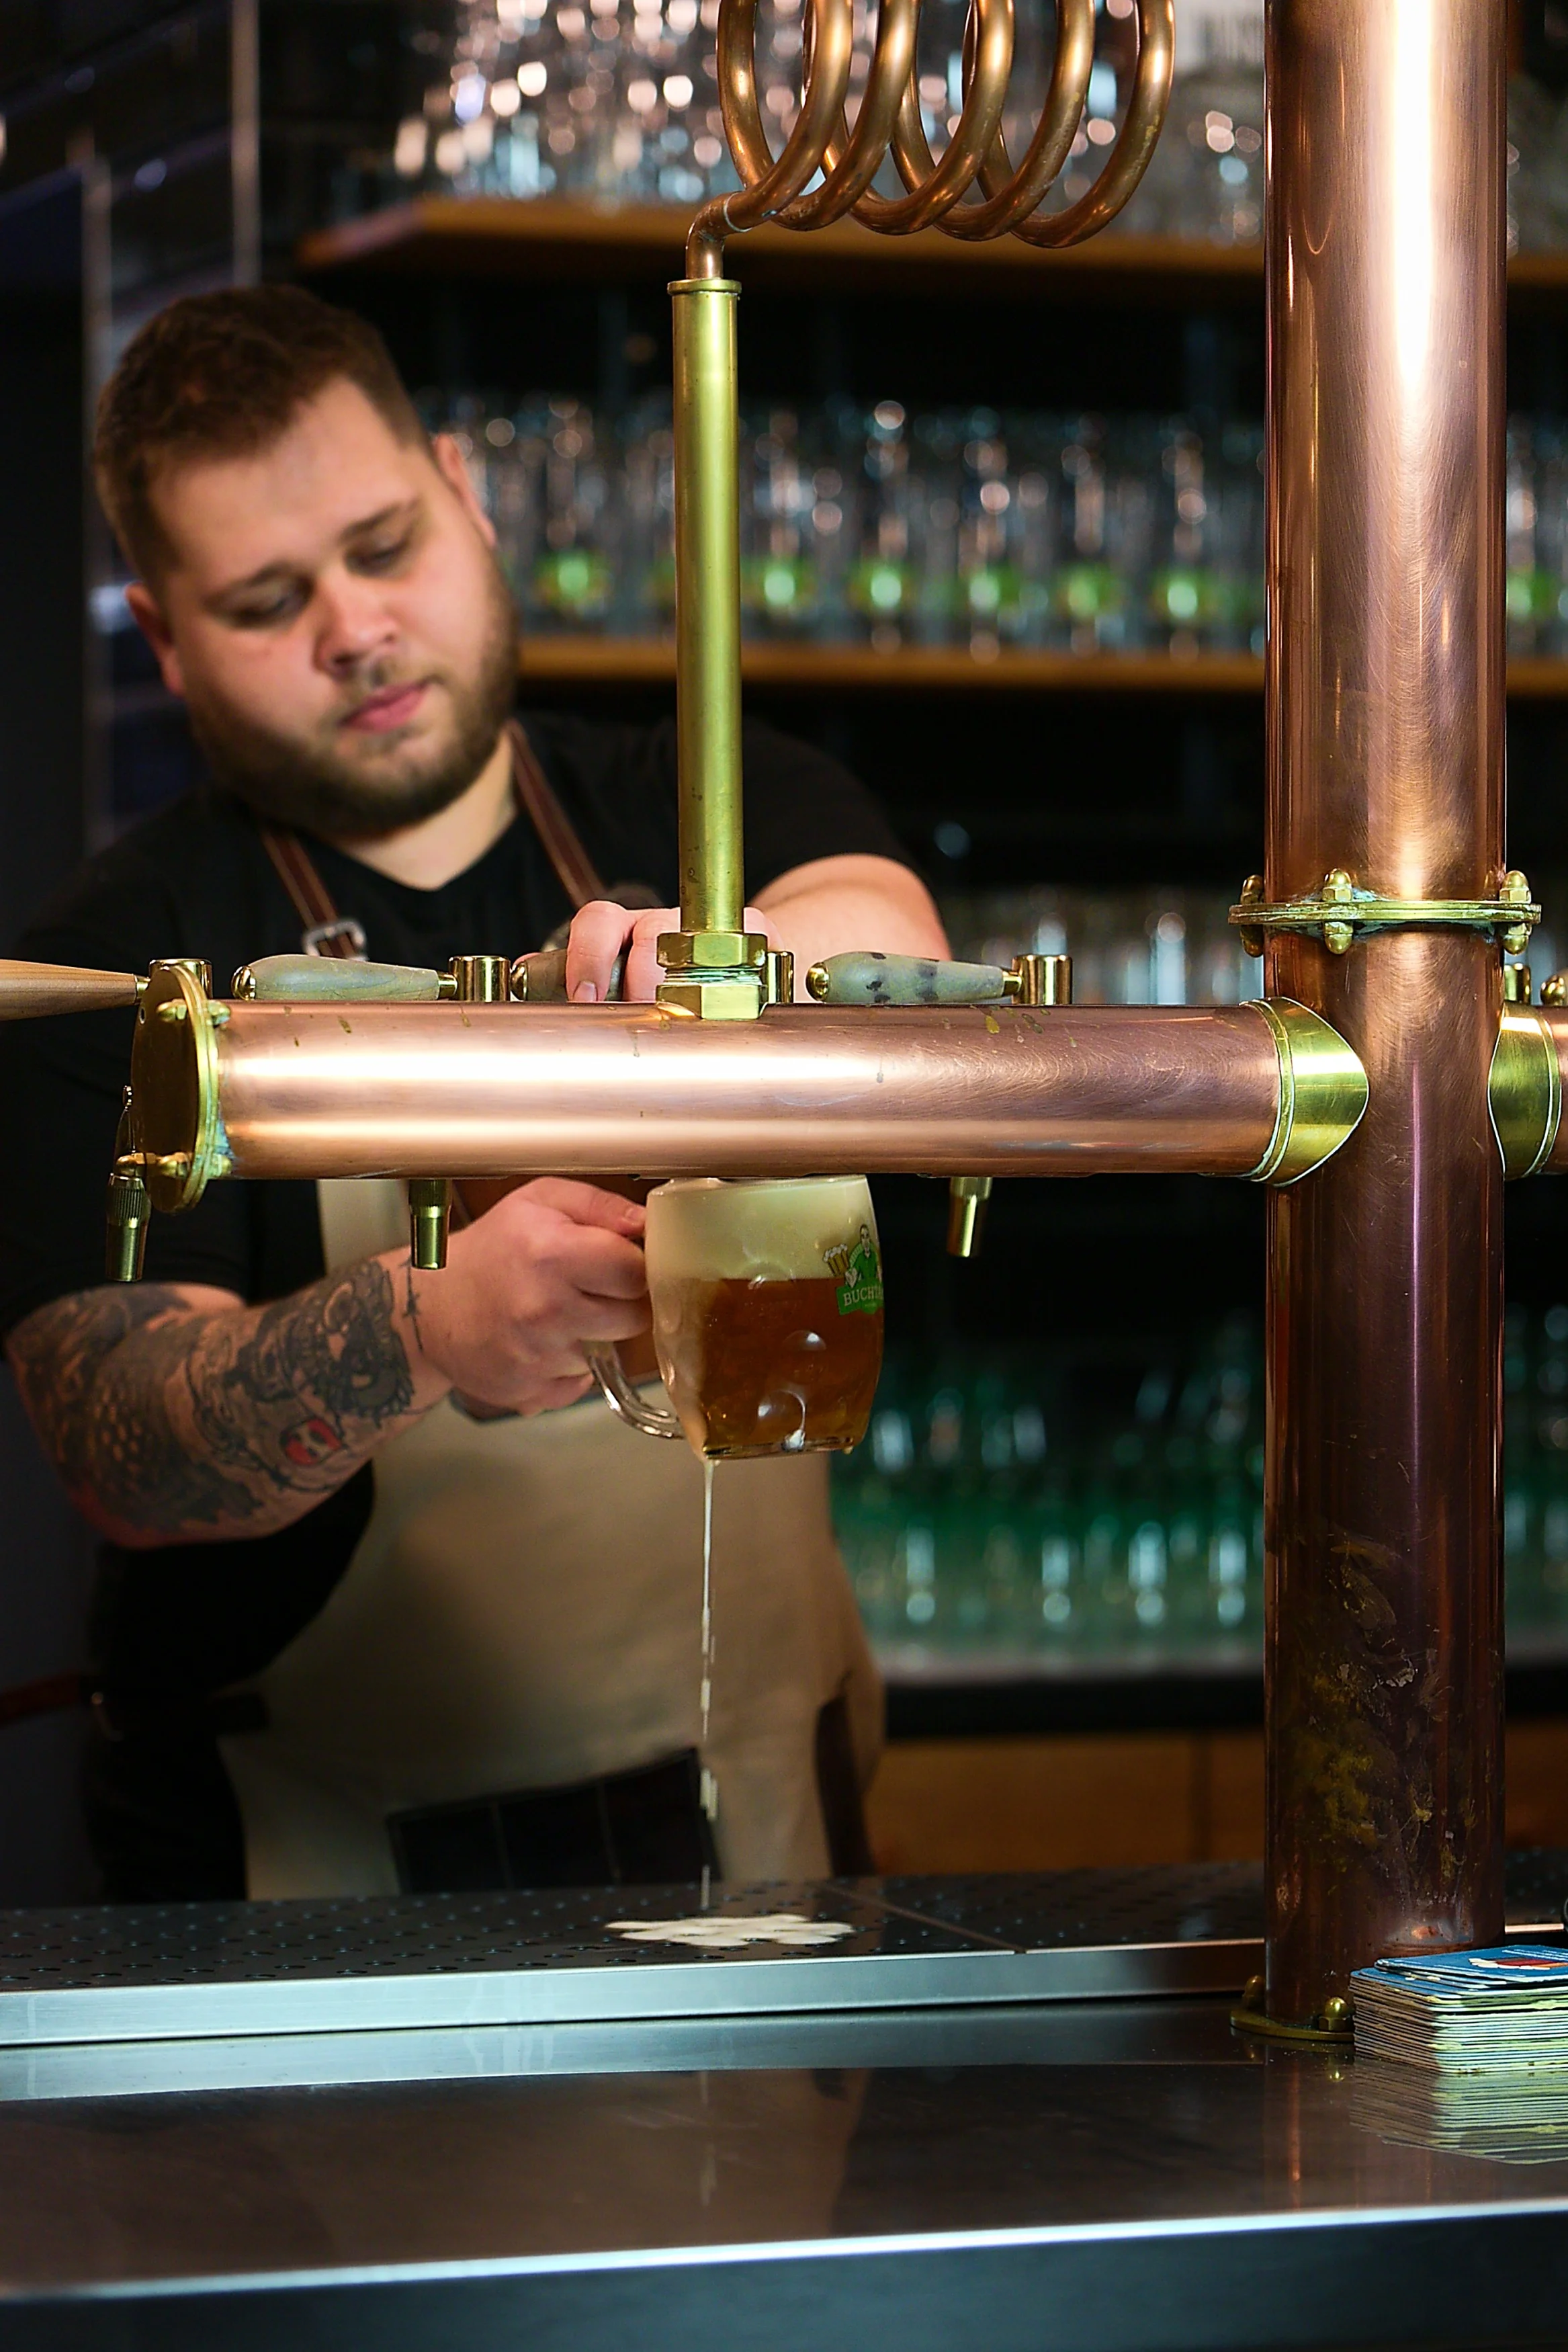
0;1860;1566;2350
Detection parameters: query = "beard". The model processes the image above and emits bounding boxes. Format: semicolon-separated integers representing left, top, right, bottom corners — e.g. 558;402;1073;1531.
186;558;520;843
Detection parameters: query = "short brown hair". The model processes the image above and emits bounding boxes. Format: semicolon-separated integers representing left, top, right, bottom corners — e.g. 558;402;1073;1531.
93;284;427;581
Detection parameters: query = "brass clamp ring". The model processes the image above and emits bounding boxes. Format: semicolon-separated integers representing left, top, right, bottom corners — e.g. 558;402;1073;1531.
1230;868;1540;959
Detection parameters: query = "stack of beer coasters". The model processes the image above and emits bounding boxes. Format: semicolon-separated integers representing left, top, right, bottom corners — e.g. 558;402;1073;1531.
1352;1946;1568;2070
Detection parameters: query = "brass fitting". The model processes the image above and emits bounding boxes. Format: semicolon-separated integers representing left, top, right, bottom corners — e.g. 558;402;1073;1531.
948;951;1074;1256
408;1179;453;1272
104;1092;149;1284
656;929;770;1021
1489;1003;1562;1179
406;958;509;1267
1248;999;1370;1185
126;960;230;1214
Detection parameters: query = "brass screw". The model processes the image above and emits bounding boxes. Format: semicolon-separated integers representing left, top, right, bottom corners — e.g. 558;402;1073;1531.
1501;869;1536;956
1321;868;1356;956
1236;876;1266;962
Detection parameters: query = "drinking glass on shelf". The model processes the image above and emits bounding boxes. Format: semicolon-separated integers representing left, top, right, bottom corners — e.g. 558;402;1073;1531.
529;397;619;630
741;407;822;637
844;400;925;650
1134;1;1264;245
621;393;677;631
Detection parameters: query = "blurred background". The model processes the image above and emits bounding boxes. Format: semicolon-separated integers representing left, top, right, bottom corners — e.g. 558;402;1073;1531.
5;0;1568;1898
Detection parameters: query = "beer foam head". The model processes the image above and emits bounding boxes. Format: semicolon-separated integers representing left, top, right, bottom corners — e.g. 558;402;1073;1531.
646;1177;877;1282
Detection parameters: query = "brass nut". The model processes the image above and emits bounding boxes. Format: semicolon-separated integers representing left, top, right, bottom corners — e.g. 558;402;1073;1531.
1318;1994;1353;2033
656;930;769;973
656;975;764;1021
1323;920;1354;956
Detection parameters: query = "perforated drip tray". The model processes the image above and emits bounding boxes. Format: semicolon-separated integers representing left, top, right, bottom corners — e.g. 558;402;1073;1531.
0;1857;1557;2054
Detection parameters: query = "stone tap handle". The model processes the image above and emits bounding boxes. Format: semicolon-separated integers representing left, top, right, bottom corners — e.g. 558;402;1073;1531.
232;954;447;1003
804;952;1015;1008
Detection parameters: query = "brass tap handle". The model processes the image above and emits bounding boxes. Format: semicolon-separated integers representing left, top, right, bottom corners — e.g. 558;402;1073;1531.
233;955;451;1004
805;952;1016;1008
0;959;145;1021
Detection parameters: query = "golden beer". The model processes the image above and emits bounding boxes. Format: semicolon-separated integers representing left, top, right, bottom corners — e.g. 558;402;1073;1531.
646;1177;883;1459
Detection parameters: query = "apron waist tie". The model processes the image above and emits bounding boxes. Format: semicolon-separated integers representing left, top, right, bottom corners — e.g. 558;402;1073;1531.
388;1749;718;1892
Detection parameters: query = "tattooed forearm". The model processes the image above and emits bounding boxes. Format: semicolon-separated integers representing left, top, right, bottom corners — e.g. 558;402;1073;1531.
6;1263;421;1546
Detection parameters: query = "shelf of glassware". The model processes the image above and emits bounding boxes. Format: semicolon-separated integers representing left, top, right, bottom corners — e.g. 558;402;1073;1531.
517;638;1568;696
300;199;1568;298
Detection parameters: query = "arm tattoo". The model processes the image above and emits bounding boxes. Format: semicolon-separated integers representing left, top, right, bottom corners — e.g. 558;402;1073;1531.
7;1262;417;1544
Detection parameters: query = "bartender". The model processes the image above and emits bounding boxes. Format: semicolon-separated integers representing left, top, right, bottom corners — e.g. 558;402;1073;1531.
0;285;949;1902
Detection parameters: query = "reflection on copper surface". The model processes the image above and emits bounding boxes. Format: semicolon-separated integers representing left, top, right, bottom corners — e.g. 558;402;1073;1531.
1536;1009;1568;1171
1264;0;1506;2024
212;1002;1282;1181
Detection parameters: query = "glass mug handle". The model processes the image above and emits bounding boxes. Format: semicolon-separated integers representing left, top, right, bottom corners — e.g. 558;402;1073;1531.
582;1341;684;1439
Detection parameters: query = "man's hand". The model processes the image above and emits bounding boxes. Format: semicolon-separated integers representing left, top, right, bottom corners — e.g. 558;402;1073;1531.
406;1177;650;1414
565;901;776;1004
563;857;948;1004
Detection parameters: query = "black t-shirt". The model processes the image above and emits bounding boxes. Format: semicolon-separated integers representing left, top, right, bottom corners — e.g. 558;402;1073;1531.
0;709;908;1898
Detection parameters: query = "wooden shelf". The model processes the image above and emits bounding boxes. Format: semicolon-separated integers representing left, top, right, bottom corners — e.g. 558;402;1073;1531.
517;636;1568;696
518;637;1264;691
301;197;1568;303
300;198;1266;302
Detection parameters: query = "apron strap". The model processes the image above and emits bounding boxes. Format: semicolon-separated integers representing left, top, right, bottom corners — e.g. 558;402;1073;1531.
259;827;367;959
259;722;609;960
505;718;608;909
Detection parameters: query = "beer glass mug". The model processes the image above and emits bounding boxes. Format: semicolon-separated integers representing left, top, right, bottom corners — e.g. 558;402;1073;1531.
585;1176;883;1458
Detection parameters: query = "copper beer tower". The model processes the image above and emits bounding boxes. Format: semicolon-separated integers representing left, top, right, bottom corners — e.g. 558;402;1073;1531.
0;0;1553;2035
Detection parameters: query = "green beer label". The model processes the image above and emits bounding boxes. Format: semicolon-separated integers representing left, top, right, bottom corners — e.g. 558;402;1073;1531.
824;1225;884;1316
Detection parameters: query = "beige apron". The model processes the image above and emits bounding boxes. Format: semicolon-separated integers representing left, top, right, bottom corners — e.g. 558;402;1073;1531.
220;1177;882;1898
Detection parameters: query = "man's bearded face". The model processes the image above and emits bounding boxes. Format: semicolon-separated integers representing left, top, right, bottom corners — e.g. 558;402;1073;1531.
179;550;519;840
138;380;520;843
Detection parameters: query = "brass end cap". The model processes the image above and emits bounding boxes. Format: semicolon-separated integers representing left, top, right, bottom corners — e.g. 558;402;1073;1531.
1249;999;1369;1186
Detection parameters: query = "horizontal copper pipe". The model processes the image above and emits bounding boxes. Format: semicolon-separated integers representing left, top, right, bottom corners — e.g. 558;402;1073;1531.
208;1001;1282;1182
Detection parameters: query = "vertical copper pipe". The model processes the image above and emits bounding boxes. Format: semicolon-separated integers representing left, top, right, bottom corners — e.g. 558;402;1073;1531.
1264;0;1506;2025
